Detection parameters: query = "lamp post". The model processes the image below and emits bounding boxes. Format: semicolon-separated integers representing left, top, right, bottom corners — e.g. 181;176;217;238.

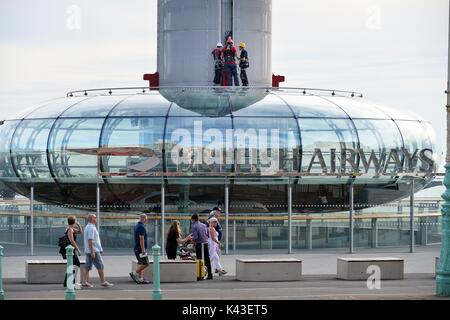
436;0;450;296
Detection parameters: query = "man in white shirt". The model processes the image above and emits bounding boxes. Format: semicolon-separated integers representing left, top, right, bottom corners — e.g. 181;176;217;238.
82;214;113;288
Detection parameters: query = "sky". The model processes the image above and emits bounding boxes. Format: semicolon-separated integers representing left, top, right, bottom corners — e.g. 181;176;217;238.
0;0;448;169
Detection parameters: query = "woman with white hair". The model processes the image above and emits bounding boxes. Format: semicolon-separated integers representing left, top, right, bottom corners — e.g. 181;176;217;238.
207;217;227;275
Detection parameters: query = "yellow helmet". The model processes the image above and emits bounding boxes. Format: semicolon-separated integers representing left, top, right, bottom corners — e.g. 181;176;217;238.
239;42;246;48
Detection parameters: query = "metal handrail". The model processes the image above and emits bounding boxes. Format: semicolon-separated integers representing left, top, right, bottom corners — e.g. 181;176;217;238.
66;86;364;98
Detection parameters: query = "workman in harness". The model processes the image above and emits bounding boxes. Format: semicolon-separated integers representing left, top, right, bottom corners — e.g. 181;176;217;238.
222;37;240;87
212;42;224;85
238;42;249;86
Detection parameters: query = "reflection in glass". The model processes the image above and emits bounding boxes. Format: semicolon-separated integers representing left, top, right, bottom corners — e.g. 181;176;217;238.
299;118;358;173
48;119;103;178
10;119;54;178
101;117;166;175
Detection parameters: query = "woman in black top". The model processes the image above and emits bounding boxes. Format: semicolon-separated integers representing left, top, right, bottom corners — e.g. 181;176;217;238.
166;220;192;259
60;215;83;288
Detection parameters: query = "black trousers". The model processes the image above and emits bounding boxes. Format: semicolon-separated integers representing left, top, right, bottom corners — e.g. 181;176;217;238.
214;68;222;84
240;69;248;86
195;243;213;279
61;253;81;287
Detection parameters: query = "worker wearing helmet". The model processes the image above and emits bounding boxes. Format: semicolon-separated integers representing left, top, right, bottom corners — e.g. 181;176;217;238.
222;37;240;86
212;42;224;85
238;42;249;87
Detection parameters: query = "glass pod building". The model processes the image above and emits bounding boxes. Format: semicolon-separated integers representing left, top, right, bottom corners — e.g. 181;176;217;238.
0;88;437;212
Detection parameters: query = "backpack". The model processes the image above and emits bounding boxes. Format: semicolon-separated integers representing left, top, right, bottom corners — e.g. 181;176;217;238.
58;232;70;251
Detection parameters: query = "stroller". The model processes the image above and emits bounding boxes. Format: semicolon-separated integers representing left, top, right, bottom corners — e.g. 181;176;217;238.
177;239;196;261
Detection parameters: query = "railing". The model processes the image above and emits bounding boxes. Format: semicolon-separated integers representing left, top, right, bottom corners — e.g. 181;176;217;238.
66;86;364;98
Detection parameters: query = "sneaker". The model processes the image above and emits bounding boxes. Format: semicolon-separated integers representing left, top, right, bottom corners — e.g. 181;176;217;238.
215;269;219;274
219;270;228;276
81;282;93;288
129;272;140;284
100;281;114;288
74;283;82;290
139;279;151;284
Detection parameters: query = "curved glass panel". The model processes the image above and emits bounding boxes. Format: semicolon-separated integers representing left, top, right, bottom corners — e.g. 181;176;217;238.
233;117;300;173
0;121;20;178
299;118;358;173
7;99;63;120
165;117;233;173
353;119;403;174
278;94;348;118
326;97;391;119
100;117;166;175
48;118;104;178
396;120;435;173
231;94;293;117
25;97;88;119
168;103;205;117
108;94;171;117
60;95;126;118
370;102;418;121
10;119;54;178
169;91;231;117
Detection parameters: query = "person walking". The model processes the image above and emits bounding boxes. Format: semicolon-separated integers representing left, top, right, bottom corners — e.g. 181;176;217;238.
207;217;227;276
129;214;151;284
222;37;239;87
60;215;83;290
165;220;193;259
238;42;249;86
82;214;113;288
191;214;213;280
207;207;223;242
212;42;224;85
207;206;223;273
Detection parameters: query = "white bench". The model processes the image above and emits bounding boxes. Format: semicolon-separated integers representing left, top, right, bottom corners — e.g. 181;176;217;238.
236;258;302;282
25;260;85;284
337;257;404;280
131;260;197;283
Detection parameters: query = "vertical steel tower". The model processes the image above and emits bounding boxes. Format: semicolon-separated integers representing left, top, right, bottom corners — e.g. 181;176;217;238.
157;0;272;87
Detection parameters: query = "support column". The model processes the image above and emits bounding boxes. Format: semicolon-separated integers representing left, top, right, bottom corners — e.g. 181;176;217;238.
410;179;415;253
96;183;100;233
30;185;34;256
371;218;378;248
233;219;236;252
437;1;450;295
288;184;292;254
161;183;165;255
349;183;354;254
306;219;312;250
419;206;427;245
225;182;229;255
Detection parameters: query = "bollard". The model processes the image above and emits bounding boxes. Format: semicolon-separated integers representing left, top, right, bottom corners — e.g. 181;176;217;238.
65;245;76;300
152;244;162;300
0;245;4;300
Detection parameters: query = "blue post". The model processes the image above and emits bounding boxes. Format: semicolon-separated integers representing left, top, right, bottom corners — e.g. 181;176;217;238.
152;244;162;300
65;245;76;300
0;245;4;300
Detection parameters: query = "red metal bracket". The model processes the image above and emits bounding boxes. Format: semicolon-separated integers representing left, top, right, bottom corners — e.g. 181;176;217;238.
272;74;285;88
143;72;159;90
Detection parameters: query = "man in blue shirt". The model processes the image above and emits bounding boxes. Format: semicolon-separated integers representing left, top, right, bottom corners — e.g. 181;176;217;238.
191;214;213;280
82;214;113;288
129;214;150;284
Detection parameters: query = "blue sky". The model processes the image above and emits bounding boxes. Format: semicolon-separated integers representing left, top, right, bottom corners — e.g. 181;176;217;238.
0;0;448;169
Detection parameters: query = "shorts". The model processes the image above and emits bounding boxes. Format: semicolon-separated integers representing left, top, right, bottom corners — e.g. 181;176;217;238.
85;252;104;271
134;249;149;265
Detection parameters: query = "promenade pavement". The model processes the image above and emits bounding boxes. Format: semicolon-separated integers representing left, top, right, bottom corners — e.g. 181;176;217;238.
1;244;449;300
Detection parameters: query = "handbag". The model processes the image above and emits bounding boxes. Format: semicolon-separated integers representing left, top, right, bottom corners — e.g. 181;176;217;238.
239;60;249;69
